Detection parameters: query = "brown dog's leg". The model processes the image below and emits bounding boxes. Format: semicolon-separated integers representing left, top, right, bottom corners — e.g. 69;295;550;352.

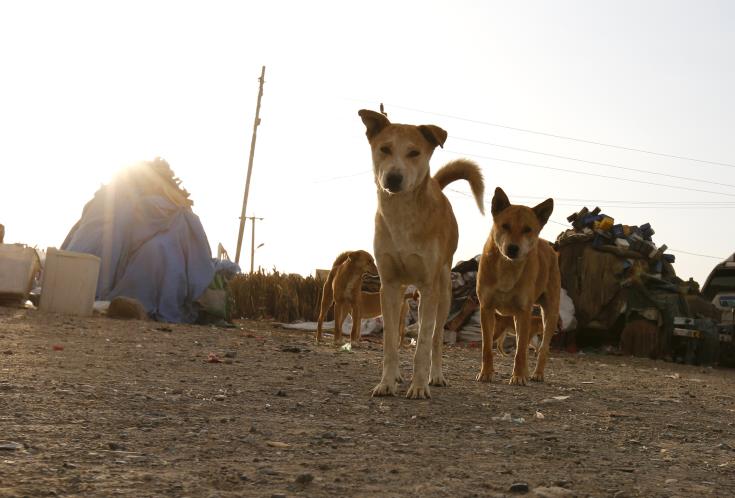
372;283;403;396
333;303;345;346
532;294;559;382
510;311;532;385
315;281;333;343
350;303;361;343
430;271;451;387
476;305;496;382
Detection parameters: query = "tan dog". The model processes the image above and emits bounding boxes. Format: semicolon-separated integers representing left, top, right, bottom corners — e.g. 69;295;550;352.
476;187;560;385
316;250;378;344
358;109;484;399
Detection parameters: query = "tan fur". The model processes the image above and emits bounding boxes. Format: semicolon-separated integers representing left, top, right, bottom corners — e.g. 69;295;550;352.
316;251;414;345
359;109;484;399
316;250;378;344
476;187;561;385
107;296;149;320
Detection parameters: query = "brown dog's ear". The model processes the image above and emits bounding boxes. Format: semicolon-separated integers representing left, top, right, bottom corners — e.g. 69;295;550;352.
491;187;511;217
532;198;554;227
358;109;391;141
418;125;448;149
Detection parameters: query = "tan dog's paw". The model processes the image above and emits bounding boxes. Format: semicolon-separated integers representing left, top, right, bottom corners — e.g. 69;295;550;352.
405;382;431;399
371;381;398;397
475;369;494;383
509;374;528;386
429;372;448;387
530;371;544;382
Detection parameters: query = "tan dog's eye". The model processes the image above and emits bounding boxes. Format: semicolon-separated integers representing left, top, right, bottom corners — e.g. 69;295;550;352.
380;146;391;155
501;223;511;231
522;226;532;234
407;150;420;158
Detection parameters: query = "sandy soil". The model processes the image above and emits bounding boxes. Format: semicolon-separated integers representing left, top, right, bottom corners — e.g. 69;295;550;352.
1;306;735;497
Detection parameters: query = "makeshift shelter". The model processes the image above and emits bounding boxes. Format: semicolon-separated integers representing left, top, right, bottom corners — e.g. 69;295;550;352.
61;158;214;323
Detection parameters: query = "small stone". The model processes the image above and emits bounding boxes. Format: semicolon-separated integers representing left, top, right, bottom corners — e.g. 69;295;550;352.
295;473;314;484
276;390;287;397
320;431;337;439
249;425;258;433
63;462;78;469
224;351;236;358
2;350;12;355
533;486;575;498
510;482;529;493
214;394;226;401
107;442;125;451
239;474;251;481
0;442;22;451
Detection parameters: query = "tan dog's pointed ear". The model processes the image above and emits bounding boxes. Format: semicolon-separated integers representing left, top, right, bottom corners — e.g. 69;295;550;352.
532;198;554;227
418;125;448;149
491;187;511;217
358;109;391;141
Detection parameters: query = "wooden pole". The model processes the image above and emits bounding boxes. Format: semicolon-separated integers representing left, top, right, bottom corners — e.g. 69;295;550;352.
235;66;266;264
245;216;264;274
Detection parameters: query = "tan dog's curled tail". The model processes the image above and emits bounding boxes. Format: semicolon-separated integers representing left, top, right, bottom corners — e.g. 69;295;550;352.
433;159;485;215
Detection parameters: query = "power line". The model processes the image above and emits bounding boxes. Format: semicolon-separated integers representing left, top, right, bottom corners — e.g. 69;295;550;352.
668;248;726;260
442;150;735;198
451;137;735;189
382;102;735;169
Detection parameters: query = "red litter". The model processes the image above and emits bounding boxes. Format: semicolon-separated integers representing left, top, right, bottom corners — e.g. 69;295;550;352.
52;345;64;351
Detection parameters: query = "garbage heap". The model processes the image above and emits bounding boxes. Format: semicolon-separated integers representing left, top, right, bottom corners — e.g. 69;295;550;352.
556;206;722;361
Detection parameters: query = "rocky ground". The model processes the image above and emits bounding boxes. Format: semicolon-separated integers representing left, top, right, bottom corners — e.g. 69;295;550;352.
1;306;735;497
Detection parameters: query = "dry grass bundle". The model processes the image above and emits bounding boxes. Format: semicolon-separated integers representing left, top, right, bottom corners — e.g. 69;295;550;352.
230;269;322;322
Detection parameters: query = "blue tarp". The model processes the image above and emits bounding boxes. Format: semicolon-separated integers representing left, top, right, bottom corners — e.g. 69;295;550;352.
61;165;215;323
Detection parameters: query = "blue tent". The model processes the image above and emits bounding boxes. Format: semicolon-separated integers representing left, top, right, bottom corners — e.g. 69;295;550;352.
61;159;215;323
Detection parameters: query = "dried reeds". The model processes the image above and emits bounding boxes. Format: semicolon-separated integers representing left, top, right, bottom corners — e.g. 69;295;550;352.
230;269;323;322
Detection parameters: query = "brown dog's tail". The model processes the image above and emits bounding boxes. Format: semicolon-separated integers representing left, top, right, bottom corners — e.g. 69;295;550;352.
433;159;485;214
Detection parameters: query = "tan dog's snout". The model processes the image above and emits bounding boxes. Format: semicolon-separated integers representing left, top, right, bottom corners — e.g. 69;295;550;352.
383;170;404;193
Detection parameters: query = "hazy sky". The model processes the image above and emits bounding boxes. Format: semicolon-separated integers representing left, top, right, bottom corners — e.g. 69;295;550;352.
1;0;733;285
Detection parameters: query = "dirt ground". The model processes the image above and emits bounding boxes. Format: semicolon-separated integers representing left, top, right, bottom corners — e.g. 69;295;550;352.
1;306;735;498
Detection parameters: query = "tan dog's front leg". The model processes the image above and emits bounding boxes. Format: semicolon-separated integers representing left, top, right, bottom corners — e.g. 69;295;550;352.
406;284;437;399
372;284;403;397
430;271;451;387
476;306;496;382
510;311;531;385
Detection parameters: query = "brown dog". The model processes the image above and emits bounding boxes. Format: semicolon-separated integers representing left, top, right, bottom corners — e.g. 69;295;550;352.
476;188;560;385
316;250;378;344
359;109;484;399
316;251;416;345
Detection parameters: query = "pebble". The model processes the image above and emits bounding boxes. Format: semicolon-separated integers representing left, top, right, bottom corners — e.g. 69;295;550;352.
533;486;575;498
295;473;314;484
224;351;236;358
214;394;226;401
510;482;529;493
0;442;22;451
276;390;287;397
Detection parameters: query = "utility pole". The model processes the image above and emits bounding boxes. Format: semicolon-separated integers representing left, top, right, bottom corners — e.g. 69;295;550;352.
246;216;264;274
235;65;266;265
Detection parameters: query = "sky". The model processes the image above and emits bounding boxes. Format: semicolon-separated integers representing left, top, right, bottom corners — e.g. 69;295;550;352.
1;0;733;285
